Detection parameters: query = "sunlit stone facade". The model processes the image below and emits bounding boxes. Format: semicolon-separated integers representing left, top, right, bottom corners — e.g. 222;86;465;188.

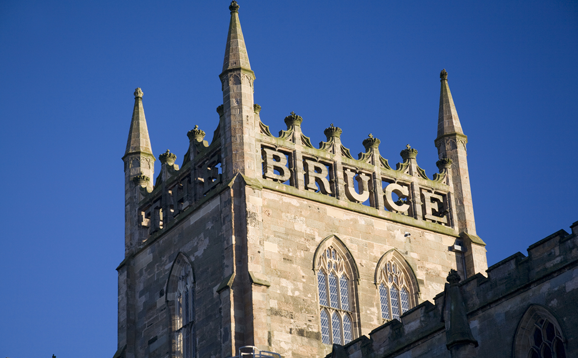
115;2;577;358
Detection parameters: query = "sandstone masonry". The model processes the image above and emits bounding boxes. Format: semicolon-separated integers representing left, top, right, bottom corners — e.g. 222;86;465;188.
110;2;551;358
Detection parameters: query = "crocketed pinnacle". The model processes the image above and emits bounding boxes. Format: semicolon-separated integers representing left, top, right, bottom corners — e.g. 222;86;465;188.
124;88;153;157
222;1;252;73
437;69;464;139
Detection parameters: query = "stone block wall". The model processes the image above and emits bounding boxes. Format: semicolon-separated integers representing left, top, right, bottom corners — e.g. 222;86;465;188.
330;222;578;358
247;186;466;357
118;194;230;358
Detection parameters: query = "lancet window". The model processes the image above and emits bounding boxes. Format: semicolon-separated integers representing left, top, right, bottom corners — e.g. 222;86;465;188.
316;245;356;345
376;252;417;322
167;255;195;358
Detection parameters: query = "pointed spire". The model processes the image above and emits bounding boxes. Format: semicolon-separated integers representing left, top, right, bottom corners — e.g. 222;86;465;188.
124;88;153;157
437;69;464;139
222;1;252;73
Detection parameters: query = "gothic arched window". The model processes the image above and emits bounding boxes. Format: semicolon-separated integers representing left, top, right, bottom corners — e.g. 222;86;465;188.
376;251;418;322
167;254;195;358
316;242;358;345
514;305;566;358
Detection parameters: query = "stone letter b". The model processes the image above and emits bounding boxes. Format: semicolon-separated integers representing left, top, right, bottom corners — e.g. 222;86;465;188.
262;148;291;182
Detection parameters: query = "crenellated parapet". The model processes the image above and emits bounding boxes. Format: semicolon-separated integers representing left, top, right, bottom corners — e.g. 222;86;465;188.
328;222;578;357
133;119;225;247
258;108;456;233
126;100;464;255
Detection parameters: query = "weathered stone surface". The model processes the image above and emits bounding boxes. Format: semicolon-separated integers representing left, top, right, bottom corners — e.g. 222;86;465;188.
329;224;578;358
116;3;501;358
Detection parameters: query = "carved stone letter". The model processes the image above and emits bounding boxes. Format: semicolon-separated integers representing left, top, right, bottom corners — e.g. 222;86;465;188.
262;148;291;182
422;191;447;224
304;159;332;195
344;169;370;203
384;183;410;213
139;210;150;228
203;164;221;193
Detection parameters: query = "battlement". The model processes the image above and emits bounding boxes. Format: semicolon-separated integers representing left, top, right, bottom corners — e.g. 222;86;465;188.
130;105;463;248
459;225;577;313
257;110;453;222
130;116;226;247
329;222;578;357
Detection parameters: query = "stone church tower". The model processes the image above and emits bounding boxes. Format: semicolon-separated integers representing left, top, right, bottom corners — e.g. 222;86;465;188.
115;2;487;358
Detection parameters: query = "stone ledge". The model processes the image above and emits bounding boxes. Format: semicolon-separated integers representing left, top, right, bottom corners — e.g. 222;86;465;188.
216;273;236;293
255;177;459;238
249;271;271;287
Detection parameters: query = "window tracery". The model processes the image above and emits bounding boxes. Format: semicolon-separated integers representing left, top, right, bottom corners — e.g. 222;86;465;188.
175;266;194;358
167;255;195;358
514;305;566;358
376;253;417;322
527;319;565;358
316;245;356;345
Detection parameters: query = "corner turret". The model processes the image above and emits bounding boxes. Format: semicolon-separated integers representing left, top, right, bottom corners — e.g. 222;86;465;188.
122;88;155;254
434;70;487;277
219;1;258;178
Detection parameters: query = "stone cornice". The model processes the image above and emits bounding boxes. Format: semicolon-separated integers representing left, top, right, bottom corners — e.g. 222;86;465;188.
122;151;157;162
255;177;459;238
434;132;468;144
219;67;255;80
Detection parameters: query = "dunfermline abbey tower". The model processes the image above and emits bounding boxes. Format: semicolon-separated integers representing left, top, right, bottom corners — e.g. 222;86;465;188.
116;2;578;358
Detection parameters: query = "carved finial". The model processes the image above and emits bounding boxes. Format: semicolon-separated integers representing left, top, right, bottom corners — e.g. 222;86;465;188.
362;133;380;151
324;123;342;139
400;145;418;160
134;88;143;98
284;111;303;127
436;158;453;172
132;172;150;186
159;149;177;165
229;1;239;13
187;126;206;142
447;269;461;285
440;69;448;81
254;103;262;114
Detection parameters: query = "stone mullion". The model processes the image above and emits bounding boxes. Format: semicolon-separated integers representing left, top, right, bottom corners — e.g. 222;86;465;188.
370;150;384;210
444;166;459;231
291;125;305;190
149;202;161;233
332;137;345;200
136;205;149;245
320;125;345;199
409;181;423;220
191;166;199;205
181;176;190;210
401;147;423;220
292;149;304;190
161;185;170;226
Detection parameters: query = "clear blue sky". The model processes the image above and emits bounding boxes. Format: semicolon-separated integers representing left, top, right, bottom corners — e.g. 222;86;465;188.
0;1;576;357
